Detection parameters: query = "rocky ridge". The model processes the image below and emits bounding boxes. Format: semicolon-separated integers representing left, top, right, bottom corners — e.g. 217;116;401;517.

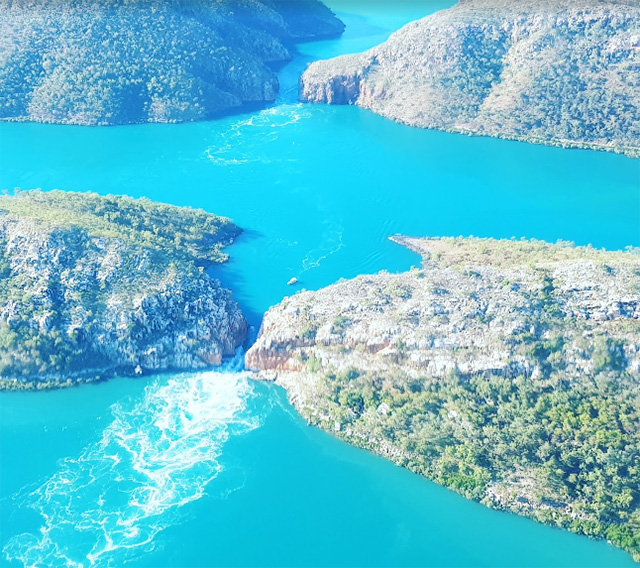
300;0;640;156
0;190;247;389
0;0;344;125
248;236;640;381
247;236;640;559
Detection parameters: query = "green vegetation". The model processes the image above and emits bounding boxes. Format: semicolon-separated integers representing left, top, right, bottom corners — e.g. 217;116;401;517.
311;361;640;559
248;236;640;560
0;0;344;125
0;190;242;384
0;189;238;266
301;0;640;156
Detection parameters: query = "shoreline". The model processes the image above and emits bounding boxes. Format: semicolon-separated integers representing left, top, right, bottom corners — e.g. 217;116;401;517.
380;112;640;160
251;368;637;564
245;236;640;562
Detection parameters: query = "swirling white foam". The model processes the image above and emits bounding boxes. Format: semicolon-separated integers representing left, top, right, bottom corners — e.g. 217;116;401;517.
3;352;262;568
204;104;310;166
300;225;344;274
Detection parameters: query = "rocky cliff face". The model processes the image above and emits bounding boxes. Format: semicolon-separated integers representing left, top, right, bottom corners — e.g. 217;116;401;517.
246;236;640;560
0;0;344;125
300;0;640;156
0;191;248;389
247;236;640;381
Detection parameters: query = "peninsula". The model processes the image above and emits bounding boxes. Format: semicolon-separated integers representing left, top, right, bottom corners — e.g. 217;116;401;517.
300;0;640;156
0;0;344;125
0;190;247;390
247;236;640;559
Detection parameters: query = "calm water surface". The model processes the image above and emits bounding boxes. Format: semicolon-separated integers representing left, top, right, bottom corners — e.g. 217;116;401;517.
1;2;639;566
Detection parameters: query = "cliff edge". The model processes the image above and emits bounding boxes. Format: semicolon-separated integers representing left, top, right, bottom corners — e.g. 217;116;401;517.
0;190;247;389
300;0;640;156
247;236;640;560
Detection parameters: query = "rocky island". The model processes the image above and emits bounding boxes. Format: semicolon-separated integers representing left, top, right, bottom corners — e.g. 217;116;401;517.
0;190;247;390
300;0;640;156
247;236;640;559
0;0;344;125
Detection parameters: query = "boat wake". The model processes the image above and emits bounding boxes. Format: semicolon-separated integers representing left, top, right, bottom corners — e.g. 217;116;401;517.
3;354;262;568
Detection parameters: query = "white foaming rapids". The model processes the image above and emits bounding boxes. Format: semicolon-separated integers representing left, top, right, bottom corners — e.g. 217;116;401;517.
204;104;310;166
4;353;262;568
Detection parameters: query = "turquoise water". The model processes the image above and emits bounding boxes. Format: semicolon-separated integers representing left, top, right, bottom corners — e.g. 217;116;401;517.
1;2;639;566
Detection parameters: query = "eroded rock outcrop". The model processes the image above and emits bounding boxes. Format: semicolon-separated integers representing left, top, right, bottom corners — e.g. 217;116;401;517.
0;0;344;125
0;190;247;389
248;236;640;381
300;0;640;156
247;236;640;560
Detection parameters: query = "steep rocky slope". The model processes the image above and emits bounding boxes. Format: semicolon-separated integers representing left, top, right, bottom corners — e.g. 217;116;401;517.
300;0;640;156
247;236;640;559
0;0;344;125
0;190;247;389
